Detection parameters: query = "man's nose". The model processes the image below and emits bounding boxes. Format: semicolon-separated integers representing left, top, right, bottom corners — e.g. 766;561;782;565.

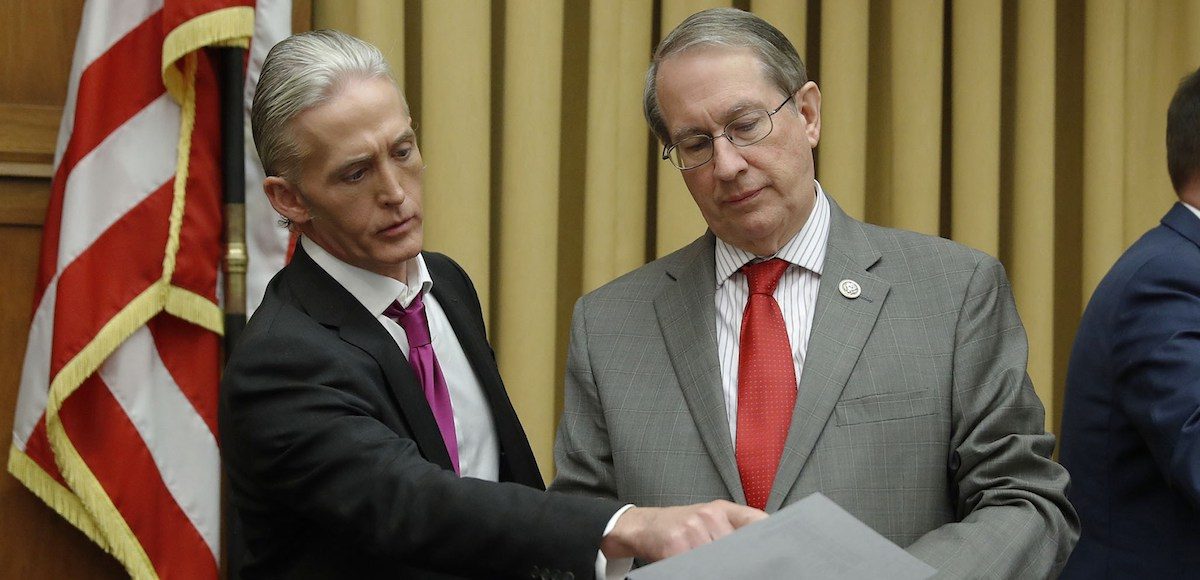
711;136;748;180
379;164;408;204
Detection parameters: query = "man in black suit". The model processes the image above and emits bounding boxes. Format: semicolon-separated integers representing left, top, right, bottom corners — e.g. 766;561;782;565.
220;30;764;579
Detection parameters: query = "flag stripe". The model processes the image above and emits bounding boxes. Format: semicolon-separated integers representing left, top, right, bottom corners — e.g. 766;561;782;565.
100;325;221;558
54;0;164;169
56;95;180;273
149;315;220;435
13;278;57;447
40;11;170;298
57;14;168;183
19;421;65;486
61;374;218;577
50;183;171;377
169;74;222;301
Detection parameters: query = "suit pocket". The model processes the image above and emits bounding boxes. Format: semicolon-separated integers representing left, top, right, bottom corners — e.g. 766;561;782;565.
834;391;937;425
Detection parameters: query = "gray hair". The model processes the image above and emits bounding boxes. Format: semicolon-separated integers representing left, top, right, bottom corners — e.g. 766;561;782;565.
643;8;808;145
251;29;402;180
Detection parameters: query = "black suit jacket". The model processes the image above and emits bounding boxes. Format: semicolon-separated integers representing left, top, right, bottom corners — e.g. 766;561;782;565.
220;247;619;579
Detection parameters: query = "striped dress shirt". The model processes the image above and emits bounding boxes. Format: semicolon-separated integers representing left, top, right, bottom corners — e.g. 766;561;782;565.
714;182;831;442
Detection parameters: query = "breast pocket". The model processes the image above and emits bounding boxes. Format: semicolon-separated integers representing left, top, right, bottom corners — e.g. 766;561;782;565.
834;391;938;426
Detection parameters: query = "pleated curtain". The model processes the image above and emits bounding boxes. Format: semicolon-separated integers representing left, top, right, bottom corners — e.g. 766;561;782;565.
313;0;1200;479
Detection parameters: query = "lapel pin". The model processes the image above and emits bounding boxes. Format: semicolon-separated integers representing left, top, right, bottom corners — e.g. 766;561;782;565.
838;279;862;299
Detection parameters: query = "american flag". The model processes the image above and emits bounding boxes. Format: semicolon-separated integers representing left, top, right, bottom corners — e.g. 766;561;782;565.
7;0;290;577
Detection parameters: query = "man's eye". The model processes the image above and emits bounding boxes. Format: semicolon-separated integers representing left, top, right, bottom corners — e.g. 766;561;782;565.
732;118;761;134
345;168;367;182
682;140;709;154
394;146;413;160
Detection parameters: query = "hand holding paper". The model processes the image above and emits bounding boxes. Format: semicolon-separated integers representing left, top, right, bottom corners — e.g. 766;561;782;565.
602;500;768;562
628;494;937;580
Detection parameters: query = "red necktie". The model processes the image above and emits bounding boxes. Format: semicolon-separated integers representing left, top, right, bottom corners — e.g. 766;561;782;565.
736;258;797;510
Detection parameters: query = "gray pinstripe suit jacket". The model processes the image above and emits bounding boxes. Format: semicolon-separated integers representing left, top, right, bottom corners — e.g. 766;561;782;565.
551;196;1078;579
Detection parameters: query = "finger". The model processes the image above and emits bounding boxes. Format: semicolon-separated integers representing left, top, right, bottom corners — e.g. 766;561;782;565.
706;510;735;540
727;505;769;528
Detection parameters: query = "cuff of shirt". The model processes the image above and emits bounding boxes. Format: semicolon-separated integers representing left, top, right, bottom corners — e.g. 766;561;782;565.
595;504;636;580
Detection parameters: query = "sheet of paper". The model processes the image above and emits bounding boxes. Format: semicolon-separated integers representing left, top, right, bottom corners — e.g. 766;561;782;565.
627;493;937;580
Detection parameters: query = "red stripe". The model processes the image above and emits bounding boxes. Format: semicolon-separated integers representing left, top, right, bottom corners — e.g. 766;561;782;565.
21;420;69;487
60;374;218;579
147;316;219;435
49;182;173;378
36;12;168;304
170;53;222;302
34;163;68;314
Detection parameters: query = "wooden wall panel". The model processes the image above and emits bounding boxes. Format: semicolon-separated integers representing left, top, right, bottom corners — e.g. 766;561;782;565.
0;0;83;104
0;104;60;168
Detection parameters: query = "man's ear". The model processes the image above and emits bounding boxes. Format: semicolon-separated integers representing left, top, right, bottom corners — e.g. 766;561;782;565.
796;81;821;148
264;176;311;226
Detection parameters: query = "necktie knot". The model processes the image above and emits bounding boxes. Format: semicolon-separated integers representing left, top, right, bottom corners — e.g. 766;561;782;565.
385;294;431;347
742;258;789;296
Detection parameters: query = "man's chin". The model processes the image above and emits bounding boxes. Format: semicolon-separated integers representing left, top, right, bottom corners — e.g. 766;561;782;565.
386;240;423;265
716;222;792;255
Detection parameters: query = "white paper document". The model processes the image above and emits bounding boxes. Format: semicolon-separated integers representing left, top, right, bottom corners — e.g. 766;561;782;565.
627;493;937;580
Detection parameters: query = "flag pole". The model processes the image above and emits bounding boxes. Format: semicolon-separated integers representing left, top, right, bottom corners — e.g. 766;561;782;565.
215;45;247;580
217;46;248;353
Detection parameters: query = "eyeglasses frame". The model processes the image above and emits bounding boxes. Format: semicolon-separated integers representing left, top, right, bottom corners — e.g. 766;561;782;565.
660;93;797;171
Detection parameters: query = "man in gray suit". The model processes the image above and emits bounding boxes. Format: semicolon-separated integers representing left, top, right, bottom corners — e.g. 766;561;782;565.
551;8;1078;578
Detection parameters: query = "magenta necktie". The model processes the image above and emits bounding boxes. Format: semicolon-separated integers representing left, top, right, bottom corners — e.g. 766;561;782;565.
385;293;460;474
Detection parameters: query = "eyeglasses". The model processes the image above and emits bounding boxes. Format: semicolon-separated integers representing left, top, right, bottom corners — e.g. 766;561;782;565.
661;94;795;171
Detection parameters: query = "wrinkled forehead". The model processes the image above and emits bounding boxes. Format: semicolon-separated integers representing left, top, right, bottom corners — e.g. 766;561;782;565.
656;45;778;137
289;77;414;169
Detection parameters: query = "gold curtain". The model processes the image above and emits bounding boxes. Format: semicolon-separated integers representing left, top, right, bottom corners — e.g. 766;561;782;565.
312;0;1200;480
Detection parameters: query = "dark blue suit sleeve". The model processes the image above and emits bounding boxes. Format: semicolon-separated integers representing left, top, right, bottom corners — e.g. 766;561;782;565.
1113;252;1200;509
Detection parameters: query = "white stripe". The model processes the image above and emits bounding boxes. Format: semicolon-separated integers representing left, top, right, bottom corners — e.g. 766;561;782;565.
99;326;220;560
55;0;164;170
244;0;293;316
12;278;59;449
57;94;180;273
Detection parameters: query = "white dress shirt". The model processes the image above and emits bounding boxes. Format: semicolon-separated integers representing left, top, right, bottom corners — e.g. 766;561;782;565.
303;238;500;481
713;181;831;442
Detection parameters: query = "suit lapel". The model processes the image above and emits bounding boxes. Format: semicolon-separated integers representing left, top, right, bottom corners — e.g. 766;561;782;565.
425;254;543;488
286;247;455;471
655;233;745;502
766;199;891;510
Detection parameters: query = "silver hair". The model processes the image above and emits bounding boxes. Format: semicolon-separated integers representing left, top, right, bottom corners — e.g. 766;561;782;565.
251;29;402;180
643;8;808;145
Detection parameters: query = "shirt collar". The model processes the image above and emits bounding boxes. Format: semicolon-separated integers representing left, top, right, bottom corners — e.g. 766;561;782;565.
301;236;433;316
1182;200;1200;222
714;180;831;286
